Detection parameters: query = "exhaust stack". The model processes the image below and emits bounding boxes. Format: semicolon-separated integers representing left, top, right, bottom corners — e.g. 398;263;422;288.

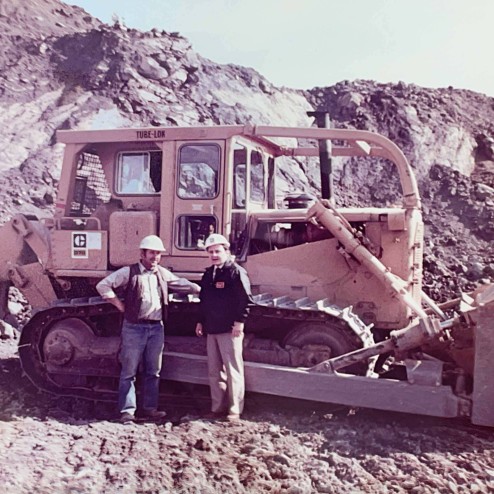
307;111;333;201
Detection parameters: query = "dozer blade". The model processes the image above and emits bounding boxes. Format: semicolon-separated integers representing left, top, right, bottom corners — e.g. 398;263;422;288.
471;284;494;427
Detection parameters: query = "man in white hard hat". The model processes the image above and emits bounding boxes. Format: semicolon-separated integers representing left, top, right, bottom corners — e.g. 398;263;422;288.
97;234;200;424
195;233;253;421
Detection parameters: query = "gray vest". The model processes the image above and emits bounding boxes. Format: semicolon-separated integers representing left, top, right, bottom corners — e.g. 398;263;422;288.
123;263;169;323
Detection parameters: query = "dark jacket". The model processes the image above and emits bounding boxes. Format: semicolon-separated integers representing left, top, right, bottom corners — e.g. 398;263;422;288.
198;260;252;334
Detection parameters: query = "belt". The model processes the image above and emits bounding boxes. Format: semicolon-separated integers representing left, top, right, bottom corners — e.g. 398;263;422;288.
137;319;162;325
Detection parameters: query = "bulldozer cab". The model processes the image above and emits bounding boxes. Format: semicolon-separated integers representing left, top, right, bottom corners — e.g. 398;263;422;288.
53;127;276;278
50;124;425;330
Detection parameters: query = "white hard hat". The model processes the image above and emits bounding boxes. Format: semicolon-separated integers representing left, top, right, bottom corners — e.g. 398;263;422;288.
139;235;166;252
204;233;230;249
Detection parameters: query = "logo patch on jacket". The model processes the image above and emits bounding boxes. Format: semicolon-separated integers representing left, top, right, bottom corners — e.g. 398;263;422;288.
215;281;225;289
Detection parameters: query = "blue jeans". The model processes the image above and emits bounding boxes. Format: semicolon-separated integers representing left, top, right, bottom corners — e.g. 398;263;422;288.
118;320;164;415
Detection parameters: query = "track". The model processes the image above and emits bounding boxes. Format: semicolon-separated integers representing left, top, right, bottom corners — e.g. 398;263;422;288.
18;293;374;400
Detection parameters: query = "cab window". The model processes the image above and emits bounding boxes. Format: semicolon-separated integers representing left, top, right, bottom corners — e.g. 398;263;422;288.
250;150;265;203
178;144;220;199
233;144;247;208
176;215;217;250
70;151;111;216
116;151;162;194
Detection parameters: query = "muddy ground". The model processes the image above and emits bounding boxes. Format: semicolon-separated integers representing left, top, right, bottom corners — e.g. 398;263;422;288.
1;337;493;494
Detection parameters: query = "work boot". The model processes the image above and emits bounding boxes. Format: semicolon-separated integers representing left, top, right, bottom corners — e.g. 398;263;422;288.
142;409;167;420
226;413;241;422
120;412;136;424
204;411;225;421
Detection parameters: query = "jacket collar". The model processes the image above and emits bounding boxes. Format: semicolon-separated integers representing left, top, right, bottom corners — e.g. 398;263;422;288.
211;259;233;272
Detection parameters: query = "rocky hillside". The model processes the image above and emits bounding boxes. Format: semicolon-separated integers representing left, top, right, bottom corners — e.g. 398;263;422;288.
309;82;494;300
1;3;494;493
0;0;493;302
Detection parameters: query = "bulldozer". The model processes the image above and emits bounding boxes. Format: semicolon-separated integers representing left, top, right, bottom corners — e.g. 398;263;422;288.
1;117;493;427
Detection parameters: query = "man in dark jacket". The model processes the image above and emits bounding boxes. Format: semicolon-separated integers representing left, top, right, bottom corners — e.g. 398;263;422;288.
195;234;252;421
96;235;200;423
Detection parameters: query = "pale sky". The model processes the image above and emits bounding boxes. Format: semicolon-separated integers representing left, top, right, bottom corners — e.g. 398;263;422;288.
67;0;493;96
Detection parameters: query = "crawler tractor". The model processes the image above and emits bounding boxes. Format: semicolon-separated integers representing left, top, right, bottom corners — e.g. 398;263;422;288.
1;120;493;426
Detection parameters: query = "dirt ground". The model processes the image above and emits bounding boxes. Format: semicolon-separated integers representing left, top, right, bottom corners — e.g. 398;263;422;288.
1;337;493;494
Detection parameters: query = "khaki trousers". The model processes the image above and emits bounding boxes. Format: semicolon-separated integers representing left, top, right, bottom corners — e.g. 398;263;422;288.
206;332;245;415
